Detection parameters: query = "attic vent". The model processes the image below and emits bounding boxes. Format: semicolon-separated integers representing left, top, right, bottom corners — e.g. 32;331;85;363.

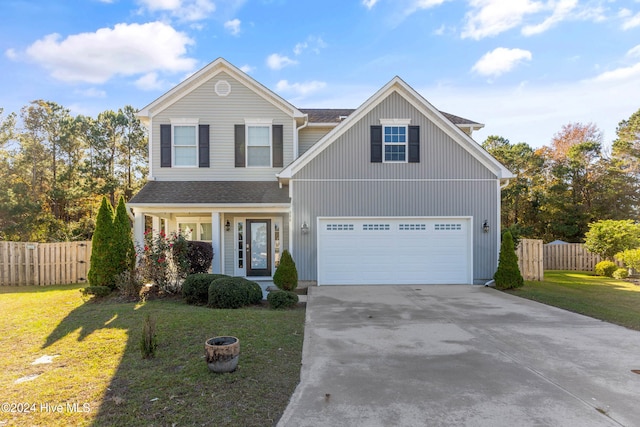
215;80;231;97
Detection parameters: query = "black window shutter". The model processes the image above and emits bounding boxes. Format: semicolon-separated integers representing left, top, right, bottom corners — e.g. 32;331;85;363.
408;125;420;163
199;124;210;168
272;124;283;168
371;125;382;163
234;124;245;167
160;124;171;167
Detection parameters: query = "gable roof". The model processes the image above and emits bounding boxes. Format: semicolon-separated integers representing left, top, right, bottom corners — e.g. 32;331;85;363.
137;57;305;120
278;76;514;181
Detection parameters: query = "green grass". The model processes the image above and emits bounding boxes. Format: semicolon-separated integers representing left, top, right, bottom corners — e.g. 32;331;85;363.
506;270;640;330
0;284;305;427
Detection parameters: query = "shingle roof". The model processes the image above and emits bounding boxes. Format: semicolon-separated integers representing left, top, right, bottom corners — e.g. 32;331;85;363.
128;181;290;204
300;108;481;126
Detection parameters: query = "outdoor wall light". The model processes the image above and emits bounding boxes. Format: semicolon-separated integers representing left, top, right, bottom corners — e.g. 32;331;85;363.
482;220;490;233
301;221;309;235
225;220;231;232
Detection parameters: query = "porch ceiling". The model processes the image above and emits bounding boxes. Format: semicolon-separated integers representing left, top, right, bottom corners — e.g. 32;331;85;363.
129;181;290;204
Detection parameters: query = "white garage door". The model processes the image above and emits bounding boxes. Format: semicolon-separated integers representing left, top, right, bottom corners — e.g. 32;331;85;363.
317;217;472;285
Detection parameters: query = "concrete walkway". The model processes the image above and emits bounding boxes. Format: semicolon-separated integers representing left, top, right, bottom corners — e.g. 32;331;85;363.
278;285;640;427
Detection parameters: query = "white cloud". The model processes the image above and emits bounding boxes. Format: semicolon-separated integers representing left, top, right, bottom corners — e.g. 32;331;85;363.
275;80;327;96
224;19;241;35
137;0;215;21
24;22;196;84
293;36;327;55
521;0;577;36
627;45;640;59
621;10;640;30
74;88;107;98
462;0;544;39
589;62;640;83
5;48;17;60
472;47;532;77
362;0;378;9
240;64;254;73
266;53;298;70
135;72;168;90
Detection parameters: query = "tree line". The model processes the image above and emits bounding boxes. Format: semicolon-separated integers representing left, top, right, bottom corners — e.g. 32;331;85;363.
484;107;640;243
0;101;638;244
0;101;147;242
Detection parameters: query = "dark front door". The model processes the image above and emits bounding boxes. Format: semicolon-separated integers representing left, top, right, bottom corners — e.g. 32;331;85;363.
246;219;271;276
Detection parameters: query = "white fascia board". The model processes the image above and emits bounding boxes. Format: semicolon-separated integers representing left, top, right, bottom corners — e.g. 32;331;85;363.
137;58;304;120
279;76;514;180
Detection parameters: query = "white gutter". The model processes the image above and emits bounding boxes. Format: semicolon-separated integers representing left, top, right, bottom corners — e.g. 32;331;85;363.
294;113;309;159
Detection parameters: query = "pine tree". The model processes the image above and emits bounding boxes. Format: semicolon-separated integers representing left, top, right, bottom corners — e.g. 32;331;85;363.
273;250;298;291
113;196;136;276
494;231;524;290
88;196;116;288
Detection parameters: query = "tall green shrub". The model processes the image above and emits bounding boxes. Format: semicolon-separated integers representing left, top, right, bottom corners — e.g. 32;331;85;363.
273;250;298;291
113;196;136;275
584;220;640;260
494;230;524;290
88;197;116;288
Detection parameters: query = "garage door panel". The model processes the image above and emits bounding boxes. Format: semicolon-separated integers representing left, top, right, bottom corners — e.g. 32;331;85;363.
318;218;471;285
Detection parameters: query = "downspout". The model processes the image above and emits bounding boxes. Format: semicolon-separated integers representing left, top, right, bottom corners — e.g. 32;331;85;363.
294;114;309;159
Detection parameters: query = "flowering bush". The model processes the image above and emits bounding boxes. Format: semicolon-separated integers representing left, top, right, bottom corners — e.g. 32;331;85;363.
138;230;190;293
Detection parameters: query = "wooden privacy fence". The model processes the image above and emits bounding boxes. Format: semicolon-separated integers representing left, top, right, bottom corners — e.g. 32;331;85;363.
0;241;92;286
516;239;544;281
543;243;612;271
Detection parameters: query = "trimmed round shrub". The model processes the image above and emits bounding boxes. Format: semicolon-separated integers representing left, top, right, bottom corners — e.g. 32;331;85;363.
267;290;299;310
185;241;214;274
208;277;263;309
273;250;298;291
595;260;618;277
613;268;629;280
182;273;229;305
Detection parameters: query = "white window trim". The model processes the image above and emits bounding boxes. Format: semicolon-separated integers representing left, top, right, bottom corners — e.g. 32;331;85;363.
176;216;212;241
380;119;410;164
170;118;199;168
244;118;273;168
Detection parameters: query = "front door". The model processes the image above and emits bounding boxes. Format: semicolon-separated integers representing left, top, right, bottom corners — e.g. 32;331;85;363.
246;219;271;276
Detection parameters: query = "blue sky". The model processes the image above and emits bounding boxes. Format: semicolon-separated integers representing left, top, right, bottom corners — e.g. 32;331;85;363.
1;0;640;148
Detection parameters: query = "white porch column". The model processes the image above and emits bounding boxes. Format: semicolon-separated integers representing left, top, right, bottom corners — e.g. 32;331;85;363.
211;212;222;274
152;216;161;234
132;209;145;250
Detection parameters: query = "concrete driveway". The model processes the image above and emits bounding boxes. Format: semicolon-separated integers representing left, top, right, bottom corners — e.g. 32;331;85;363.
277;285;640;427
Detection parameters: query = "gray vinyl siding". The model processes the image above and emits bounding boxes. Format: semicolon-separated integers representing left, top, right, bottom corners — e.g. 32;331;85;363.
290;92;501;284
298;126;333;155
291;180;498;283
296;92;494;180
151;71;294;181
222;213;289;276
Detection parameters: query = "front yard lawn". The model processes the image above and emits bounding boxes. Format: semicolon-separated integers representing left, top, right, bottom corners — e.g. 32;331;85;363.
0;284;305;427
505;270;640;331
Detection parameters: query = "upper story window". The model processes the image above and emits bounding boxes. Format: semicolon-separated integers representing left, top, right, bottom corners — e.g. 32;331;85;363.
247;125;272;167
171;118;199;167
380;119;411;163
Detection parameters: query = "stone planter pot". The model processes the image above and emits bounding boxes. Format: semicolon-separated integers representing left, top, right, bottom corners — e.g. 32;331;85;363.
205;336;239;373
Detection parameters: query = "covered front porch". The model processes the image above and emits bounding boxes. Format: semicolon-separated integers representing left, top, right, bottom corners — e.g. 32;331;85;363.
127;181;291;279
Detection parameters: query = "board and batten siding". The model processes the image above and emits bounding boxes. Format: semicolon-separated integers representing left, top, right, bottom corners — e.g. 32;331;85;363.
150;71;295;181
298;126;333;156
290;92;500;283
291;180;498;283
295;92;495;181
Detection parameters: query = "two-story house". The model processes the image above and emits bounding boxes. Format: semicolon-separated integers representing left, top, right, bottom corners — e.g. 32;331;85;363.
128;58;513;286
